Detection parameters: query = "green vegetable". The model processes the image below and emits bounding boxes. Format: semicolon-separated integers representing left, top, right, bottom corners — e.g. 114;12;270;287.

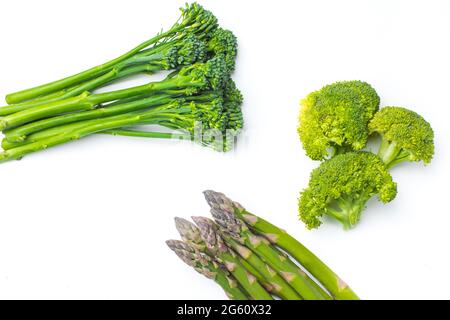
0;3;242;163
0;55;229;132
298;80;380;160
221;234;303;300
299;152;397;229
166;240;248;300
174;217;275;295
203;190;359;300
169;191;359;300
0;27;238;117
208;209;329;300
191;217;273;300
369;106;434;169
0;92;243;162
5;3;218;104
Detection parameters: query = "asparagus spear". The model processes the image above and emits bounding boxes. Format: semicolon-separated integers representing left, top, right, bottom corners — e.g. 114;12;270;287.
203;190;359;300
191;217;273;300
209;207;328;300
174;217;274;294
221;234;302;300
166;240;248;300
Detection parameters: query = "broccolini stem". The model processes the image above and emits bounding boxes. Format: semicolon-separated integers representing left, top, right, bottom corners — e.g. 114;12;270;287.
100;129;177;140
0;85;85;116
203;190;359;300
0;76;199;131
0;92;98;131
5;26;185;104
4;94;175;143
0;108;182;163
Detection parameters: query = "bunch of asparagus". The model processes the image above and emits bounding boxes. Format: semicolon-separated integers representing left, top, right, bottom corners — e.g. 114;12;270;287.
167;191;359;300
0;3;243;164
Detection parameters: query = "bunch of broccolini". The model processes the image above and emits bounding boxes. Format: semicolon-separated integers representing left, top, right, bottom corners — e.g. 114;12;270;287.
167;190;359;300
297;81;434;229
0;3;243;163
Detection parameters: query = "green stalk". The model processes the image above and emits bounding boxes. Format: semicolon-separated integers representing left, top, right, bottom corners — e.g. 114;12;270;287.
0;108;179;163
377;139;410;169
100;129;177;140
203;190;359;300
4;93;176;142
0;75;198;131
210;207;328;300
0;86;82;116
5;27;182;104
0;63;163;117
5;3;217;103
166;240;248;300
223;235;302;300
327;196;368;229
0;92;98;131
173;217;273;295
235;256;276;294
191;217;273;300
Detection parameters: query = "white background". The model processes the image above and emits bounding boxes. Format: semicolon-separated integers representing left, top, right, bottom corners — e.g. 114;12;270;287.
0;0;448;300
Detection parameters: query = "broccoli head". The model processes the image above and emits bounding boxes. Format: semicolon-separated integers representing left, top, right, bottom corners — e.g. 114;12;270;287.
369;106;434;168
166;34;207;68
223;78;243;131
298;81;380;160
298;152;397;229
176;54;229;93
207;28;238;72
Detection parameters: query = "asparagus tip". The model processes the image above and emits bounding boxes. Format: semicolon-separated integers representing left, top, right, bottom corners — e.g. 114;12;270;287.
203;190;244;212
175;217;205;248
192;216;228;254
165;239;182;251
210;207;246;237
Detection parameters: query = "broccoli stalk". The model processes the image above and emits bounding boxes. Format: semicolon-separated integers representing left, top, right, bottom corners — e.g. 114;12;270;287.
100;78;243;149
0;55;230;133
0;93;242;162
299;152;397;230
0;27;239;117
5;3;218;104
0;35;208;117
369;106;434;169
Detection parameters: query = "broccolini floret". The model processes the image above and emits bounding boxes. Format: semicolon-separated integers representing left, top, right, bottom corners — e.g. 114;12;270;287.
369;106;434;168
299;152;397;229
207;28;238;72
298;81;380;160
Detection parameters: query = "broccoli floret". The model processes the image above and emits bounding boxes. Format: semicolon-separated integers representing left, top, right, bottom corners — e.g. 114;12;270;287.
298;81;380;160
175;55;229;93
223;79;243;131
208;28;238;72
179;3;218;38
166;34;207;68
369;106;434;168
298;152;397;229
